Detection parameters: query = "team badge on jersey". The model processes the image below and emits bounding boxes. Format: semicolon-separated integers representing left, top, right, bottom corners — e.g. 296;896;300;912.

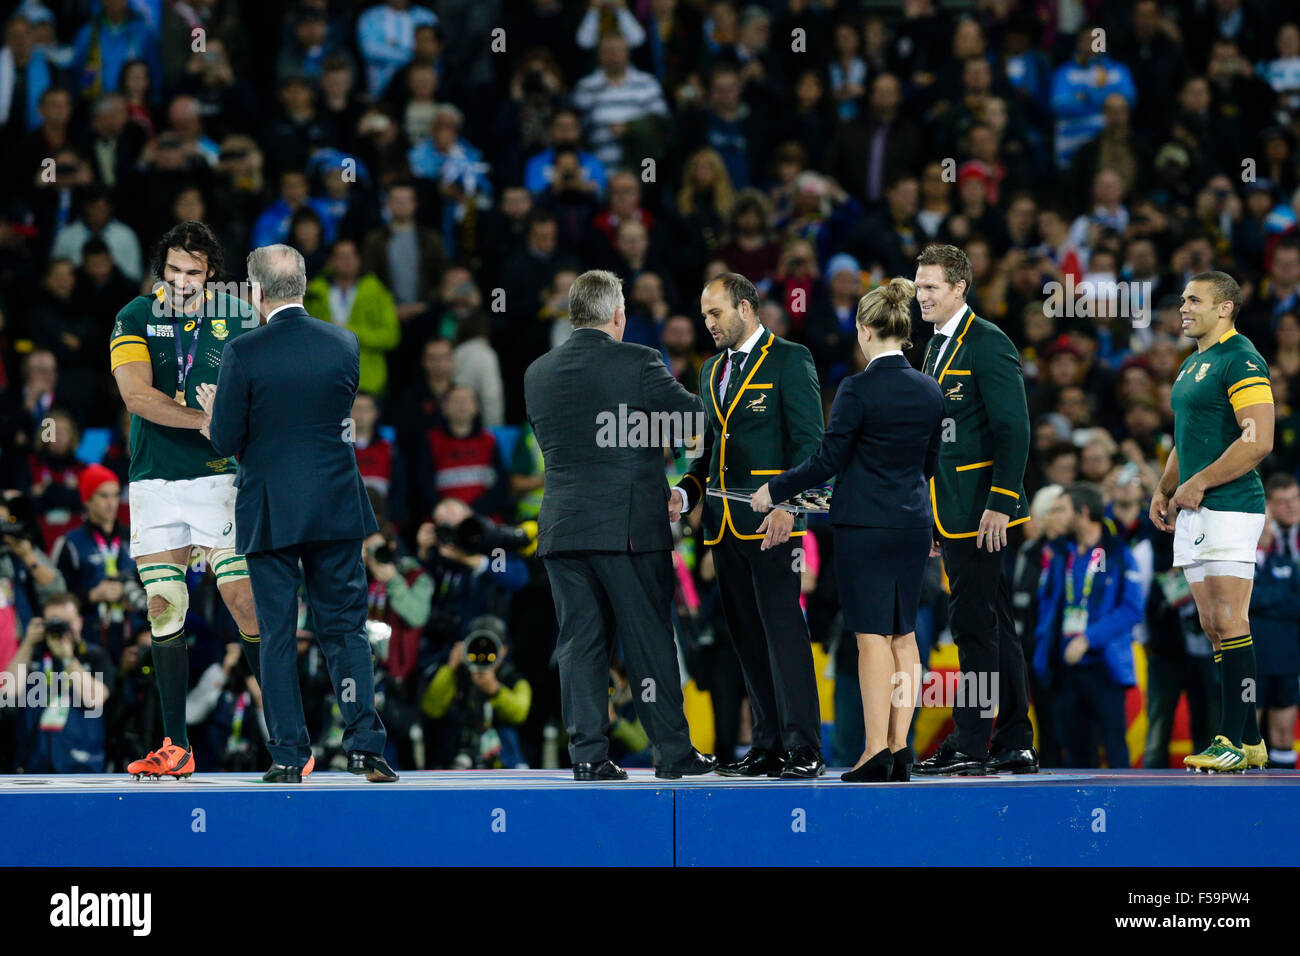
1195;363;1211;382
211;319;228;340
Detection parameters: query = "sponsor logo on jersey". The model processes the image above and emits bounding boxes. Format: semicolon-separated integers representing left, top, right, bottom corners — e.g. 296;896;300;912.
145;324;174;338
1176;366;1188;381
1195;363;1210;382
211;319;228;340
222;522;233;535
184;320;196;333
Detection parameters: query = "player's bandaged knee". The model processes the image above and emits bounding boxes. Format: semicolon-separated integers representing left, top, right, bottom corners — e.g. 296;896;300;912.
208;548;249;586
139;562;189;637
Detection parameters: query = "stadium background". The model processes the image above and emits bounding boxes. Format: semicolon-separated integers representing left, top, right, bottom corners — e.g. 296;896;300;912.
0;0;1298;773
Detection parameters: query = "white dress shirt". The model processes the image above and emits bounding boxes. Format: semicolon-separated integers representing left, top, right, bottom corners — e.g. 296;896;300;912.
266;302;302;322
675;324;769;513
717;323;767;399
866;348;905;367
930;305;969;371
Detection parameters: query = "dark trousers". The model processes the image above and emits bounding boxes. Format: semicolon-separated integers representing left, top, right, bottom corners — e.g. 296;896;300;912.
712;534;821;752
544;550;693;767
1052;659;1131;768
940;536;1033;756
1143;650;1220;768
246;539;387;766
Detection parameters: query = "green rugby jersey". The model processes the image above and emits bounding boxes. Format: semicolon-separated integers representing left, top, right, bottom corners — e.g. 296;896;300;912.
1170;328;1273;514
109;289;257;483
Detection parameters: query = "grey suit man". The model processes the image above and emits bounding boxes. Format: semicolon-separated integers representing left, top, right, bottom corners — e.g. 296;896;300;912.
524;269;718;781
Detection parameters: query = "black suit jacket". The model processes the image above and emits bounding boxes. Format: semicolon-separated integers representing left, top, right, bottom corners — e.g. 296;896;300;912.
209;305;378;553
768;354;945;529
524;327;705;554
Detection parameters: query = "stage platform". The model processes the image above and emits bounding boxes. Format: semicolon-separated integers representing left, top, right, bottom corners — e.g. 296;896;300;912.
5;769;1298;867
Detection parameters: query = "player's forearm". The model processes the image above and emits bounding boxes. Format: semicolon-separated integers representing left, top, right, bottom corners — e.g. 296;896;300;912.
1155;448;1179;497
1189;436;1272;492
124;387;207;429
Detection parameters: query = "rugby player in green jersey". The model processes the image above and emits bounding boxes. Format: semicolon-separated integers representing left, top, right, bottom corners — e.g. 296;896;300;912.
109;222;285;778
1151;271;1271;772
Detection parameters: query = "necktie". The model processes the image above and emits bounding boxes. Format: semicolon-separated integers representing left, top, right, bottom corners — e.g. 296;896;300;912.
924;333;948;378
722;351;749;407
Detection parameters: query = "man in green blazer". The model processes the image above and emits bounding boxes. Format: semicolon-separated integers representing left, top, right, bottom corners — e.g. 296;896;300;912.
911;243;1037;776
670;273;827;777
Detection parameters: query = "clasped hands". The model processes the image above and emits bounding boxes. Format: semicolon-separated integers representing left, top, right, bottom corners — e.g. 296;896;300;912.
195;382;217;438
665;482;793;551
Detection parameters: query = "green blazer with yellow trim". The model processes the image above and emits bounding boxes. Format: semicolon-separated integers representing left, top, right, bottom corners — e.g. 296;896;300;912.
676;328;824;545
925;308;1032;538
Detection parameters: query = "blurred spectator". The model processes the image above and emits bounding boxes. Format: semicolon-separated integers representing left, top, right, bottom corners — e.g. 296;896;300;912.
185;637;266;771
50;464;145;665
1034;483;1141;768
421;613;531;768
28;262;95;420
84;95;146;209
1253;474;1300;769
424;385;507;518
51;187;143;283
357;0;438;99
276;5;353;85
572;32;669;169
0;13;55;140
451;310;504;429
825;73;921;208
360;183;446;326
70;0;161;100
524;107;608;199
716;188;779;284
2;591;111;772
1049;25;1136;170
304;238;400;395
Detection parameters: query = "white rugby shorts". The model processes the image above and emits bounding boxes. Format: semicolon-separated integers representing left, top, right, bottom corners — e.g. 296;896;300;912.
128;474;237;558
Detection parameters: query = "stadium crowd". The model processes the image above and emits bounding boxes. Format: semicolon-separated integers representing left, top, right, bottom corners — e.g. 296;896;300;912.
2;0;1300;773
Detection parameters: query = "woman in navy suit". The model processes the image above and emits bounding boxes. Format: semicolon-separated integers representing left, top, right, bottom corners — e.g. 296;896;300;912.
751;278;944;782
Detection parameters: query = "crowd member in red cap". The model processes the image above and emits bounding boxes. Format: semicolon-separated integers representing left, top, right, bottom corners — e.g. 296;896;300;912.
50;464;147;668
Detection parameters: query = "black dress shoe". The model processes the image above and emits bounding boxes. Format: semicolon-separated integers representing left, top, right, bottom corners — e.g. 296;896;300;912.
655;749;718;779
890;746;915;782
985;746;1039;774
573;759;628;781
841;748;893;782
262;763;303;783
911;745;988;776
346;751;399;782
779;746;826;778
716;748;784;777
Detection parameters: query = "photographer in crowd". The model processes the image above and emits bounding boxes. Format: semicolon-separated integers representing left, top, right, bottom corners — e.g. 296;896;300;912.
2;593;112;772
421;614;531;768
0;494;66;667
363;522;434;769
186;637;268;772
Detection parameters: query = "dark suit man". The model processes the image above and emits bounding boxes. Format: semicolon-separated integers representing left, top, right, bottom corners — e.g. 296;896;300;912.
912;244;1036;775
672;273;826;777
203;244;396;784
524;269;716;781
